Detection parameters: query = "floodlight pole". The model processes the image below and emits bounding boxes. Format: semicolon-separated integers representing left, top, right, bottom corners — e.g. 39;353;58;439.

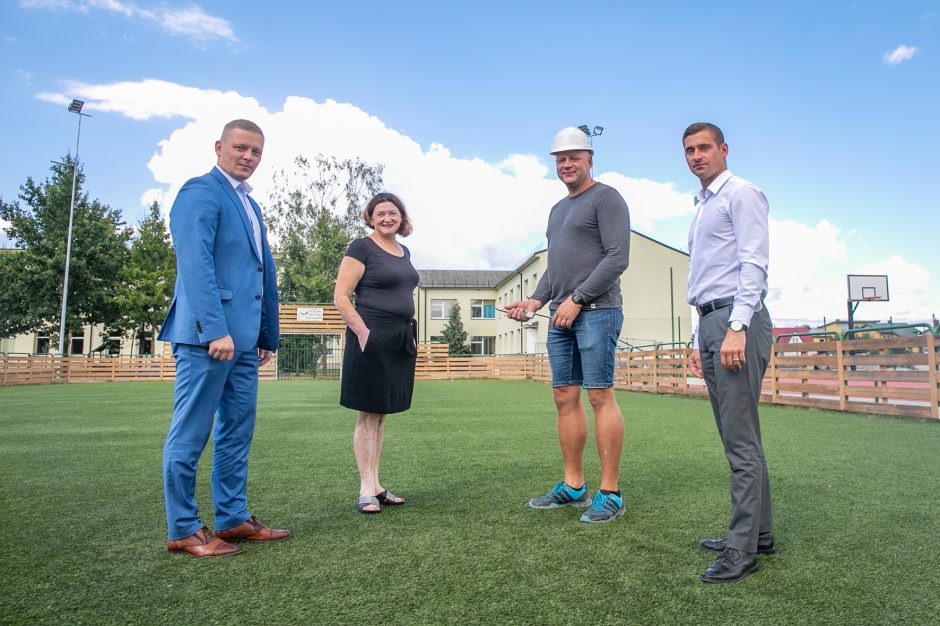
57;99;90;356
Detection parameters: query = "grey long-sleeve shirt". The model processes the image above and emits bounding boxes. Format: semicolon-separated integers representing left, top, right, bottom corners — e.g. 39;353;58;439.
530;182;631;310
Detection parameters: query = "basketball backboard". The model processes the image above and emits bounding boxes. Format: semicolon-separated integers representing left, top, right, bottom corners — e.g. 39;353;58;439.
847;274;889;302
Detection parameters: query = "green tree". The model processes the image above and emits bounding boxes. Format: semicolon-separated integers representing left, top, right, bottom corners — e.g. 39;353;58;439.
441;302;471;356
112;201;176;354
267;155;384;302
0;156;130;346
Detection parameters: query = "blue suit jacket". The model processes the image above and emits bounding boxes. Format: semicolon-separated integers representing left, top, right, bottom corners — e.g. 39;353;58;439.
158;167;279;353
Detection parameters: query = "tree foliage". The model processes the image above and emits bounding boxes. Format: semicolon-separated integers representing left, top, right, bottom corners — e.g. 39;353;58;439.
0;156;129;343
441;302;471;355
112;201;176;353
267;155;384;302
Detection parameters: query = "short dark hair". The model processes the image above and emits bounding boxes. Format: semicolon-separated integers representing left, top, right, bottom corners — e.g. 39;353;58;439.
682;122;724;146
363;192;413;237
222;119;264;138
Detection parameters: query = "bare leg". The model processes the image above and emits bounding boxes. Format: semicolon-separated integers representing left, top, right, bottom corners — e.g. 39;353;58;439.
354;411;384;512
372;414;397;497
373;414;384;491
587;387;624;491
553;385;588;488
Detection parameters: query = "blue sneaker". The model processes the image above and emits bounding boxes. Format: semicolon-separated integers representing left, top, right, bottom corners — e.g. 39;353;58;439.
579;491;626;523
528;482;591;509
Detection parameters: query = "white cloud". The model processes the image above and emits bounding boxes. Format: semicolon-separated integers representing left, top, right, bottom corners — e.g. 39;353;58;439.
140;187;164;209
34;79;940;323
598;173;694;231
151;6;234;40
764;219;849;322
19;0;237;42
883;45;920;66
37;79;261;120
855;256;934;320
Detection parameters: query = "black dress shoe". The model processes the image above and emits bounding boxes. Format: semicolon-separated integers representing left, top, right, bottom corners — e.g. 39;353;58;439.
700;548;758;583
700;536;775;555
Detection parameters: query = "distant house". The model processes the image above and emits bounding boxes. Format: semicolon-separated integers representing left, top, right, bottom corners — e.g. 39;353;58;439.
773;326;811;344
0;324;162;357
814;320;883;339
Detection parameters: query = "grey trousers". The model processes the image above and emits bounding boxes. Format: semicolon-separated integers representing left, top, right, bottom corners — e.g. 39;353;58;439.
699;306;773;554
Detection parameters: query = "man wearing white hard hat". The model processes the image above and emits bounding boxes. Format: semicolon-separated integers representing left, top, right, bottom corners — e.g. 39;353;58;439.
506;126;631;523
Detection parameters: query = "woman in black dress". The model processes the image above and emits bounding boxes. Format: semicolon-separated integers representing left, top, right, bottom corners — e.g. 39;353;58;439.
334;192;419;514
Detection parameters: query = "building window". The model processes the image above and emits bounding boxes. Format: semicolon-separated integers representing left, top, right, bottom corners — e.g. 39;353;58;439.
106;335;122;355
470;299;496;319
36;334;50;355
70;336;84;355
470;336;495;355
431;299;456;319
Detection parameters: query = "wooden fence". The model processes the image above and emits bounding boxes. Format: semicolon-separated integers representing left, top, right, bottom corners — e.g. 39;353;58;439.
2;334;937;419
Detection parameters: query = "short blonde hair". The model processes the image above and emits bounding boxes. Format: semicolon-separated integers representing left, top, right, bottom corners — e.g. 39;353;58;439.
222;119;264;138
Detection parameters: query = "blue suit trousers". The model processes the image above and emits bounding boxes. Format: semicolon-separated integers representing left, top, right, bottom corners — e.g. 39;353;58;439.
163;344;258;540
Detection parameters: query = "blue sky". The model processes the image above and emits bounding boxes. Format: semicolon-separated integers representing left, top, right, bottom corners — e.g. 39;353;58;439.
2;0;938;324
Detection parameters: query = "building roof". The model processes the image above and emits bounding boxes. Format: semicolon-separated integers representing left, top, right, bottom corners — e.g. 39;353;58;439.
632;230;690;257
417;269;515;288
773;326;811;344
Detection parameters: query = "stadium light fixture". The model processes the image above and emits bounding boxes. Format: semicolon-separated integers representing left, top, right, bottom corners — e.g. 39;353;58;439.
57;99;90;356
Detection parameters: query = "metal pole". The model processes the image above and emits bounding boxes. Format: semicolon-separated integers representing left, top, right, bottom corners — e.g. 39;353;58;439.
57;113;83;356
518;271;524;354
669;267;675;343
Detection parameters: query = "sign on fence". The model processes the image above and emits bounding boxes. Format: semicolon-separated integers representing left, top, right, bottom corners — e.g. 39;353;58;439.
296;307;325;321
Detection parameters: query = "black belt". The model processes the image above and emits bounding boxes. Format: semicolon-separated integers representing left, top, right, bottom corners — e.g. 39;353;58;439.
696;297;734;318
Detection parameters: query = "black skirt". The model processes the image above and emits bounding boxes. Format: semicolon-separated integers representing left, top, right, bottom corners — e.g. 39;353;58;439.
340;308;417;414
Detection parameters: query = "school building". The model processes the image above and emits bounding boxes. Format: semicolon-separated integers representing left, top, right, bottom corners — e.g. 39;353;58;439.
415;231;691;355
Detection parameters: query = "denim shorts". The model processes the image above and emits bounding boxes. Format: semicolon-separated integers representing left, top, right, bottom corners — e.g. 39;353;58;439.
547;307;623;388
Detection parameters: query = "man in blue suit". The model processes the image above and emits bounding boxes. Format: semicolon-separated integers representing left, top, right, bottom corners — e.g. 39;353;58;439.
159;119;289;557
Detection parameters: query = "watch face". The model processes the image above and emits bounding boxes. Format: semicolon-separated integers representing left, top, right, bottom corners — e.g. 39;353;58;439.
730;321;744;332
572;292;584;305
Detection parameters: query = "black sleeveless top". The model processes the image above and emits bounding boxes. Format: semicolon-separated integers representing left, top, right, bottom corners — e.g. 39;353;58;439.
345;237;419;318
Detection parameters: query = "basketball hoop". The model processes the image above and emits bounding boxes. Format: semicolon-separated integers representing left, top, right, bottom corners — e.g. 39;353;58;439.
847;275;889;331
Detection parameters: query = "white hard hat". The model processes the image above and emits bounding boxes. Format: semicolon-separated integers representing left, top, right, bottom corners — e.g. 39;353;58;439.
550;127;593;154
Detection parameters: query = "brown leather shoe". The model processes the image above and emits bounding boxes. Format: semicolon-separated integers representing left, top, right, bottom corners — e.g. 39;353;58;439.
167;527;240;557
216;515;291;543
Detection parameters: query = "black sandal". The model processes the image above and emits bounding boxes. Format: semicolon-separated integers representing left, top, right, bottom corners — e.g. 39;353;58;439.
357;495;381;514
375;490;405;506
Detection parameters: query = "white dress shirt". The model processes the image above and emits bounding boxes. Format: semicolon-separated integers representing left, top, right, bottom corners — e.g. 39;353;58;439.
688;169;769;347
215;165;263;259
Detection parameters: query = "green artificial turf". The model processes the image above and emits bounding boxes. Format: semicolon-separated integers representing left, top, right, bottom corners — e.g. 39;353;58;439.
0;380;937;625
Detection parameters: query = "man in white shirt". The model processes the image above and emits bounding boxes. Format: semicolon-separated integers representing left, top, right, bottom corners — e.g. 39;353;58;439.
683;122;774;583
